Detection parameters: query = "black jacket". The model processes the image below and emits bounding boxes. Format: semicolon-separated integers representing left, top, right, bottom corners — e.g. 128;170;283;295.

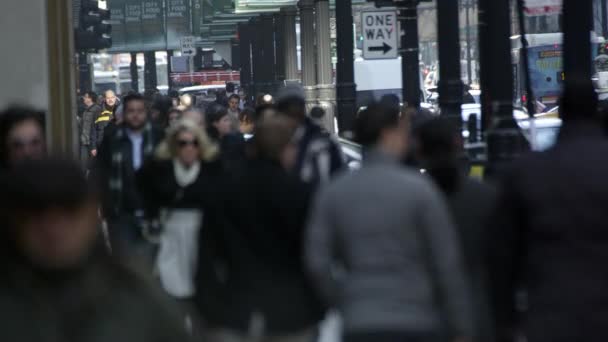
294;117;344;187
136;158;225;220
80;104;102;146
196;159;325;333
0;255;190;342
489;121;608;342
90;108;113;150
94;124;164;218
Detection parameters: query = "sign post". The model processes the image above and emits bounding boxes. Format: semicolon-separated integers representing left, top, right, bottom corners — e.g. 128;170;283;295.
361;10;398;60
180;36;197;56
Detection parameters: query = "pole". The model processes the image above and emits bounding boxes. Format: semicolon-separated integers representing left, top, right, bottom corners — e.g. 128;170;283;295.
399;0;421;109
167;50;174;91
602;0;608;39
78;51;92;93
299;0;317;109
260;14;277;95
144;51;158;93
250;17;263;97
561;0;595;120
335;0;357;137
238;22;253;103
437;0;464;128
281;7;299;83
130;52;139;93
465;0;473;86
563;0;593;83
274;12;286;87
481;0;529;176
315;0;336;132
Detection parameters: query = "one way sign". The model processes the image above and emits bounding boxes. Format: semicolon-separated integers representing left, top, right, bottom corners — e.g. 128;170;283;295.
362;10;398;60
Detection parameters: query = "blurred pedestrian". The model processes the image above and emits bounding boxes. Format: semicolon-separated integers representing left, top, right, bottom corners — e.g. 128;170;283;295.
238;107;256;137
276;87;344;187
305;102;473;342
151;96;174;128
182;107;205;128
168;107;183;128
0;106;45;169
215;89;229;107
95;93;164;262
199;115;325;342
180;94;194;110
137;118;221;299
228;94;241;130
137;119;223;336
0;158;191;342
206;104;245;172
226;82;236;97
80;91;101;163
489;81;608;342
414;117;497;342
103;90;120;114
90;105;114;159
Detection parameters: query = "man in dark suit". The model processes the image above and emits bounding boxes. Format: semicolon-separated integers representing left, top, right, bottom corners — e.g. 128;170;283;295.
95;93;164;261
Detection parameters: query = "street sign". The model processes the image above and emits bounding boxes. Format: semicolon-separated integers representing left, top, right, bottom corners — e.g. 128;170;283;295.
181;36;197;56
362;10;398;60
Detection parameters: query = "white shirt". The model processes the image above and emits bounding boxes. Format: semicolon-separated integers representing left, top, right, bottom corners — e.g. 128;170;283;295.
127;129;143;170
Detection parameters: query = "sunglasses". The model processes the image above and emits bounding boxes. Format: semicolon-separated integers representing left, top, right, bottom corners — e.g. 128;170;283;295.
177;139;199;148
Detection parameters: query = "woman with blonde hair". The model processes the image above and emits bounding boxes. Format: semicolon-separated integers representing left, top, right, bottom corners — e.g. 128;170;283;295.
137;118;224;303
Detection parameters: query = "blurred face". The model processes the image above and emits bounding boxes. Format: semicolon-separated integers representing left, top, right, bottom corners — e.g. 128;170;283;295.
105;91;117;107
381;119;409;159
7;120;45;165
124;99;147;131
280;142;298;171
175;131;200;167
82;94;94;107
229;97;239;111
15;202;98;270
182;110;205;128
214;115;233;137
168;111;180;127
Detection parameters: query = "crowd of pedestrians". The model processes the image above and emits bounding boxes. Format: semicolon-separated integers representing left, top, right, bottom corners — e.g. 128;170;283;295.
0;82;607;342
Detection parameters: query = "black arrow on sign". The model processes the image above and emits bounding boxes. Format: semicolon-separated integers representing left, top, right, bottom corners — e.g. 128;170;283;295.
368;42;392;54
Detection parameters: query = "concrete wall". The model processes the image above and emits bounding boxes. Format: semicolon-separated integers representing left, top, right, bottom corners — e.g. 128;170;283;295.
0;0;50;111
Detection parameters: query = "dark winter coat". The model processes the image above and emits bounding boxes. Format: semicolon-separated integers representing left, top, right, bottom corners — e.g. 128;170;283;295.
81;104;102;147
219;132;246;173
489;121;608;342
90;109;113;150
0;254;190;342
136;158;225;220
95;124;164;218
293;117;344;187
195;159;325;334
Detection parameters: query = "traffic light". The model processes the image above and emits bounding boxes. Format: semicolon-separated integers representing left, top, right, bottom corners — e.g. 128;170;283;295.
75;0;112;51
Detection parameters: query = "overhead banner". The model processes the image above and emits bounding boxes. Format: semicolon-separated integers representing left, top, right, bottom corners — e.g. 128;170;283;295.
124;1;143;50
524;0;562;16
107;0;127;51
167;0;192;49
234;0;366;14
141;0;166;50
